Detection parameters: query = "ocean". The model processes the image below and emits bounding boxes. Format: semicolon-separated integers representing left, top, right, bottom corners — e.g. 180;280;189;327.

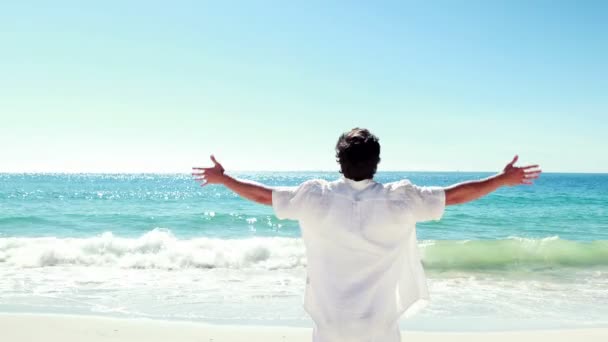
0;172;607;331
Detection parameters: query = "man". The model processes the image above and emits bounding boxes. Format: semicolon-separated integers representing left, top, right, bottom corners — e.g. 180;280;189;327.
192;128;541;342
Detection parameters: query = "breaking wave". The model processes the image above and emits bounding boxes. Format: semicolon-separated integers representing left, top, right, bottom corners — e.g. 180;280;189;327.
1;229;606;270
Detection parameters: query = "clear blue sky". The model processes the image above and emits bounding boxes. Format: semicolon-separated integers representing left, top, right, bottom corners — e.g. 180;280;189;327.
1;1;606;173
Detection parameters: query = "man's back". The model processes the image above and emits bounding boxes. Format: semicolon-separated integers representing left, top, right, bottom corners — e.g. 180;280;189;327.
193;128;540;341
273;177;445;342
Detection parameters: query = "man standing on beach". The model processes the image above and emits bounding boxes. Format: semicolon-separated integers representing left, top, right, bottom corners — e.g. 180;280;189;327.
192;127;541;342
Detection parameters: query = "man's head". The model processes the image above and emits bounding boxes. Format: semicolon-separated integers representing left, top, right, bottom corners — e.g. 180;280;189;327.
335;128;381;181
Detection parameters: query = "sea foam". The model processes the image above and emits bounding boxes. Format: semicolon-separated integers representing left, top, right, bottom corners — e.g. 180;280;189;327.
0;228;306;270
1;229;607;271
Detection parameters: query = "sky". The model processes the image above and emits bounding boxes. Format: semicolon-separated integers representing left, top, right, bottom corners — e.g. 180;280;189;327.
1;1;606;173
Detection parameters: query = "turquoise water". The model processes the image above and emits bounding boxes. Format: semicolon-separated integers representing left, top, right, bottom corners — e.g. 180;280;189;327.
2;172;607;241
1;172;607;330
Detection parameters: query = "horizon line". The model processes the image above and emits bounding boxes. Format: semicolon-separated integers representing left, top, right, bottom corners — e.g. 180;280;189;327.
1;170;605;175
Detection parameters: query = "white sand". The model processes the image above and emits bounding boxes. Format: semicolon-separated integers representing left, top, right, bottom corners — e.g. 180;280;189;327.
1;314;607;342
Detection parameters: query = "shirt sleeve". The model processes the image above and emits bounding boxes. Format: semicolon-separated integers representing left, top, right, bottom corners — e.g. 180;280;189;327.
272;181;317;220
404;183;446;222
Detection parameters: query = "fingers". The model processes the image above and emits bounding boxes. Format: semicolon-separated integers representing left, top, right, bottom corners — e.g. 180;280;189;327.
507;155;519;167
210;154;220;166
192;155;223;173
193;176;209;187
192;161;216;187
521;180;533;185
523;169;542;181
521;164;539;170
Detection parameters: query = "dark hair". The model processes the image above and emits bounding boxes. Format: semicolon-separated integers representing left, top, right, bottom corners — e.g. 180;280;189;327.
335;128;381;181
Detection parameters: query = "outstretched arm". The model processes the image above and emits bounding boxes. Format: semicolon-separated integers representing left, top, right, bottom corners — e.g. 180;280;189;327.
444;155;541;206
192;155;273;206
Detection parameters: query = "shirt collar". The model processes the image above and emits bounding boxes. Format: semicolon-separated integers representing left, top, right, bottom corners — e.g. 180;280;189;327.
341;176;376;190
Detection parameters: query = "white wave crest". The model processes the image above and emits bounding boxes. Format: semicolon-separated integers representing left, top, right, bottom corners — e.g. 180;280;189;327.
0;229;307;270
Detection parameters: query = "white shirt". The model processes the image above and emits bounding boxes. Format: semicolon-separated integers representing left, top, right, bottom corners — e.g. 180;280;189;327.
272;177;445;342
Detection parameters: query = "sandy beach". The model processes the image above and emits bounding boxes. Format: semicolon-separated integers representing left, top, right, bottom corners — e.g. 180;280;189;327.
1;314;607;342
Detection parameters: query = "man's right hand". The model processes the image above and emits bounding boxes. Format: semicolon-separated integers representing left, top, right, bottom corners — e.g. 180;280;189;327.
500;155;542;186
445;155;541;205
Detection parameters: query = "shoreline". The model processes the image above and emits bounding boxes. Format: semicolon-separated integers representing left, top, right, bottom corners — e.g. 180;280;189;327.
1;313;608;342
